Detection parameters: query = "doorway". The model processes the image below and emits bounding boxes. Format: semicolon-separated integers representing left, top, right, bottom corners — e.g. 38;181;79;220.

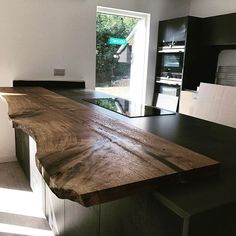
96;6;150;104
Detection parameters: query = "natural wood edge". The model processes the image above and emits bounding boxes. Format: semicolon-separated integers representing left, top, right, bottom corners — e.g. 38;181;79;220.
38;159;219;207
0;87;220;207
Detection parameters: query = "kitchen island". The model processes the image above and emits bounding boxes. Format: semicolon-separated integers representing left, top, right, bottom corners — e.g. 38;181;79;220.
0;86;236;236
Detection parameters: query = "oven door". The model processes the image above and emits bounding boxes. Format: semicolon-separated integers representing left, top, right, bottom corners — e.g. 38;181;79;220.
155;81;181;112
158;50;184;75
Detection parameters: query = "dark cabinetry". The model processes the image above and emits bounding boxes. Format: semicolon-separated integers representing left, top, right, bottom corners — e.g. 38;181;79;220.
154;17;207;106
154;12;236;105
203;13;236;45
158;17;187;45
182;17;218;90
15;129;30;181
153;16;222;106
182;14;236;89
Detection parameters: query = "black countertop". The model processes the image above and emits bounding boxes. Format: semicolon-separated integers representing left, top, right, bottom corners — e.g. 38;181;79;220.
52;88;236;216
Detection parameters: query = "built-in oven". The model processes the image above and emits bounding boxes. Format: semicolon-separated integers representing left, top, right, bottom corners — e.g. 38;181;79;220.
153;45;184;111
157;45;185;81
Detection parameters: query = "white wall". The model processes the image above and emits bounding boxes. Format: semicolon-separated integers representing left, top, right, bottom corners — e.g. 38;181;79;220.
189;0;236;17
0;0;97;88
0;99;16;162
0;0;190;163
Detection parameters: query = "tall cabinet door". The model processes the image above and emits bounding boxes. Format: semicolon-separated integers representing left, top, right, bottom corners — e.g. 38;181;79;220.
158;17;187;45
15;129;30;181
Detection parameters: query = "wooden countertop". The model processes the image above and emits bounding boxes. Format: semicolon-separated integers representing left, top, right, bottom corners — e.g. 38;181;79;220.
0;87;219;207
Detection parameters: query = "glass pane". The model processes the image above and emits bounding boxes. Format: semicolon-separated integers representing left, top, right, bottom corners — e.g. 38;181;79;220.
96;12;138;99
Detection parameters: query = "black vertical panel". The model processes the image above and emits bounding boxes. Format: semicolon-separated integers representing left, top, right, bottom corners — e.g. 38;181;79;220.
100;193;183;236
158;17;187;45
182;16;202;90
64;199;100;236
203;13;236;46
189;201;236;236
182;16;220;90
15;129;30;181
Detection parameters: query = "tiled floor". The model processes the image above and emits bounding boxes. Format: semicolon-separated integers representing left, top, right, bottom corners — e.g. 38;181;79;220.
0;161;54;236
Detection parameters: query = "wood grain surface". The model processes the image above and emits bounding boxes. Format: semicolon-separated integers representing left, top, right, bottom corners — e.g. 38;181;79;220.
0;87;220;207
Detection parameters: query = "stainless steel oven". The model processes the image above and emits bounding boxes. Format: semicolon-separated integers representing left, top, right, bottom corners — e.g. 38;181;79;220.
154;45;184;111
156;45;185;81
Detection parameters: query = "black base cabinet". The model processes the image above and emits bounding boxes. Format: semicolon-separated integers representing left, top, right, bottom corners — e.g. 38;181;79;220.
188;201;236;236
45;188;182;236
100;193;182;236
64;196;99;236
39;184;236;236
15;129;30;181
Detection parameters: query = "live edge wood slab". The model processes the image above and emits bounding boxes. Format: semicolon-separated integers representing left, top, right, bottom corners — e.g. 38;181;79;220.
0;87;220;207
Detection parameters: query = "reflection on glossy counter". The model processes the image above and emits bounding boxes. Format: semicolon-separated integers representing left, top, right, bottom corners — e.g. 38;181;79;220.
84;97;175;118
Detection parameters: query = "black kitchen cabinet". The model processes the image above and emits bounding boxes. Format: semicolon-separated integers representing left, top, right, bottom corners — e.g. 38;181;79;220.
181;13;236;89
15;129;30;181
100;193;182;236
202;13;236;46
153;16;219;106
154;12;236;103
182;17;218;90
158;17;187;45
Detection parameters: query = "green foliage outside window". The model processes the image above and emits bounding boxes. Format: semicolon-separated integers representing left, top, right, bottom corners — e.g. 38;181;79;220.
92;98;118;112
96;13;138;87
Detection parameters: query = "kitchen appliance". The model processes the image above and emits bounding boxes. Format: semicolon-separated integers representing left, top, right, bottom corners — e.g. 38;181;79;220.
157;45;184;82
84;98;175;118
153;45;184;111
155;82;181;112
